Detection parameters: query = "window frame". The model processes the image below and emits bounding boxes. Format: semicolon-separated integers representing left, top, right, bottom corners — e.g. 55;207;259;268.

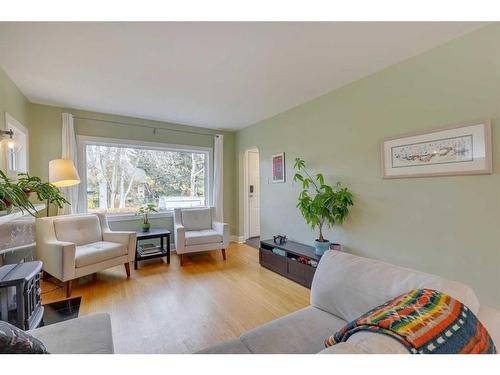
77;135;212;221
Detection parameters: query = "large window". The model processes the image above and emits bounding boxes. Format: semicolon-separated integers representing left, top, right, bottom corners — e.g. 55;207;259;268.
80;138;210;215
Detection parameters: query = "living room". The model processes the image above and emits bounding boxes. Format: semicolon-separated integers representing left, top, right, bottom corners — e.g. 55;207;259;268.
1;0;499;373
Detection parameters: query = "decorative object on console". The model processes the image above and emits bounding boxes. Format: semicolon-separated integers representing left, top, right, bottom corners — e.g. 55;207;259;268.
0;261;44;330
271;152;285;183
293;158;353;256
329;243;342;251
48;158;80;216
273;234;287;244
381;120;492;178
136;203;158;232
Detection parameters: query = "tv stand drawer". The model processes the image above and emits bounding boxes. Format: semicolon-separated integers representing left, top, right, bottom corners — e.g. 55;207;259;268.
259;248;287;275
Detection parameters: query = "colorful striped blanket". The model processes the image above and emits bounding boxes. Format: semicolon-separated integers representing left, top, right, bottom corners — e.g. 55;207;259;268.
325;289;496;354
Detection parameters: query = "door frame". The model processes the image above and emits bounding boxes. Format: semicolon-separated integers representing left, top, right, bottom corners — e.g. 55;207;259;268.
242;147;260;241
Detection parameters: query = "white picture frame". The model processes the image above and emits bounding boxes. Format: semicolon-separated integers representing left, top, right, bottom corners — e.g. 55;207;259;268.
381;120;492;179
271;152;285;183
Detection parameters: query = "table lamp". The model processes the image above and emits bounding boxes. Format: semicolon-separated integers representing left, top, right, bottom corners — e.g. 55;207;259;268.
47;159;80;216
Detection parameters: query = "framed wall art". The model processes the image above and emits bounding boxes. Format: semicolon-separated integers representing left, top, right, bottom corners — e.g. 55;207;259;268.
381;121;492;178
271;152;285;183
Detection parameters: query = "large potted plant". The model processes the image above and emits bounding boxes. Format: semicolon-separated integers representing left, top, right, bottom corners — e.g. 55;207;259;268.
0;170;37;216
293;158;354;256
16;173;69;212
136;203;158;232
0;171;70;217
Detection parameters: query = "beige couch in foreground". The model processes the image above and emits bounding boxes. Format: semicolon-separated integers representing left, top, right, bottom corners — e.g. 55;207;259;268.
198;250;500;354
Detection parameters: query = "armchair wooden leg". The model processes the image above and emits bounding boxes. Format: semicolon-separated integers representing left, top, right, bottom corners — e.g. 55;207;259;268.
66;280;72;298
180;254;185;266
221;248;226;261
124;262;130;278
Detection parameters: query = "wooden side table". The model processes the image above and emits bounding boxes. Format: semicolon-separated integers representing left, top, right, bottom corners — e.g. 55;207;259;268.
134;229;171;270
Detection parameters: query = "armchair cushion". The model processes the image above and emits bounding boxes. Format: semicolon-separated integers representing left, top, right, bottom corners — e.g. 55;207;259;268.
54;215;102;246
75;241;126;268
181;208;212;231
185;229;223;246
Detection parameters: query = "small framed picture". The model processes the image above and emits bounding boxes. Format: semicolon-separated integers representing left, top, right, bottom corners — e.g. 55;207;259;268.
272;152;285;183
381;121;492;179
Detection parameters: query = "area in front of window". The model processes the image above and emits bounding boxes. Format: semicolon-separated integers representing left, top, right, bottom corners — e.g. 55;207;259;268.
85;144;207;215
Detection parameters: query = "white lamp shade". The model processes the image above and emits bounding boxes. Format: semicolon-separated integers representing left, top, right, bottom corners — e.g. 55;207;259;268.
49;159;80;187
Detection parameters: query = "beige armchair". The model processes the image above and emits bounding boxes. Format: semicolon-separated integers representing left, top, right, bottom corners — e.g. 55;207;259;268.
174;207;229;266
35;213;137;297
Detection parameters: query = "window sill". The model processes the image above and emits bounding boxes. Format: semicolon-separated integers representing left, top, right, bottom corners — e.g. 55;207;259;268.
104;211;174;222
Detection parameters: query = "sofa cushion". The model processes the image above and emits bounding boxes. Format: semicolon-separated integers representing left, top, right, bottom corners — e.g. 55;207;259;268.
311;251;480;322
0;321;48;354
185;229;223;246
54;215;102;246
181;208;212;231
29;313;114;354
318;342;368;354
196;339;252;354
240;306;347;354
75;241;126;268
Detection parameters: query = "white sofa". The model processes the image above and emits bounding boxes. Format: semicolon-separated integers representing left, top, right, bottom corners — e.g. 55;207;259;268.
173;207;229;266
35;213;137;297
198;250;500;354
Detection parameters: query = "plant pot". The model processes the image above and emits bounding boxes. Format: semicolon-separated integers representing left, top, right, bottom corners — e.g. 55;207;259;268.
314;239;331;256
142;223;151;232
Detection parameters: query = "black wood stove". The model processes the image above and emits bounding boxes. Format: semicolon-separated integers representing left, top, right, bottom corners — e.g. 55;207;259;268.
0;261;44;330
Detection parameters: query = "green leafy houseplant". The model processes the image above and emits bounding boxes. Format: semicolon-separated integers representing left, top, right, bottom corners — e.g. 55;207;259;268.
0;170;37;216
293;158;354;255
16;173;69;212
136;203;158;232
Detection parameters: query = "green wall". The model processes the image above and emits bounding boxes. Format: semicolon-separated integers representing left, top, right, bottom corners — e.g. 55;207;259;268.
0;67;30;133
235;24;500;307
28;103;236;235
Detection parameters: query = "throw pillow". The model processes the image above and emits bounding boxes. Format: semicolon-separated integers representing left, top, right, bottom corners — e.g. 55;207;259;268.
0;321;48;354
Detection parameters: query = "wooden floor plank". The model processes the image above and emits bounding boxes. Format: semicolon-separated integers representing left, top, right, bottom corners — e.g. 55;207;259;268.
41;242;310;353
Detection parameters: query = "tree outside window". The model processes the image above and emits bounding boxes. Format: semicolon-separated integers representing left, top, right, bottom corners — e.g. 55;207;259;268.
85;144;206;214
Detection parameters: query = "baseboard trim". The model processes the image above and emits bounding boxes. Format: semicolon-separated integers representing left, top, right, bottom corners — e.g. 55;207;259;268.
230;235;246;243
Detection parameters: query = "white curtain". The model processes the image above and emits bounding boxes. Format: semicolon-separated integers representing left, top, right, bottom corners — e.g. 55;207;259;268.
59;113;80;215
213;134;224;222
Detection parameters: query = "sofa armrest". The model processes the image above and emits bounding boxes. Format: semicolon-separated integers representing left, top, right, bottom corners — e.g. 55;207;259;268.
36;240;76;281
102;230;137;262
478;305;500;348
29;313;114;354
212;221;229;247
174;224;186;253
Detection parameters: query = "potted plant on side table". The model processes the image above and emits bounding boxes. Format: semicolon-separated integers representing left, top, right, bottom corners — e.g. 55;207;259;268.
293;158;354;256
136;203;158;232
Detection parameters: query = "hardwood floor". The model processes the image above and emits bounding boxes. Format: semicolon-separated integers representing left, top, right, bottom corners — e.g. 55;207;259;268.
41;242;310;353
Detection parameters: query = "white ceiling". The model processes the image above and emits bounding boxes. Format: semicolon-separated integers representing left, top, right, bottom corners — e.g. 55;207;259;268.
0;22;485;130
